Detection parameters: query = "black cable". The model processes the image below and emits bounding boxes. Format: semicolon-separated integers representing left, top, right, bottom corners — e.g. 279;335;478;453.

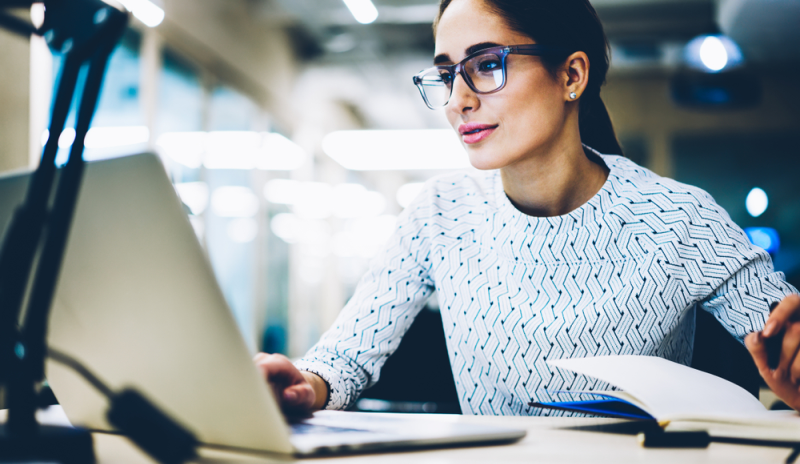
46;348;198;464
786;447;800;464
46;348;113;399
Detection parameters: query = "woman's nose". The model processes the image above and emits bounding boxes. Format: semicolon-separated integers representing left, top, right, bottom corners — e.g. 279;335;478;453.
446;73;479;114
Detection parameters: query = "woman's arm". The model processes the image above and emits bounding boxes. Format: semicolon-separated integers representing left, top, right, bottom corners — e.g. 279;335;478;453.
669;184;799;408
292;237;436;410
288;183;438;410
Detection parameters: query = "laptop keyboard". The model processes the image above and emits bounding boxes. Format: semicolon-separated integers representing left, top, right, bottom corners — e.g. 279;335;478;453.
290;423;367;435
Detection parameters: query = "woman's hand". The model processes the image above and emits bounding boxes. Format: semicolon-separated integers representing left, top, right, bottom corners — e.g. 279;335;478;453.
253;353;329;413
745;294;800;410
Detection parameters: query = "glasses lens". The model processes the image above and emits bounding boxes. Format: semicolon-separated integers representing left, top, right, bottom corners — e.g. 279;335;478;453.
465;53;504;93
416;68;453;108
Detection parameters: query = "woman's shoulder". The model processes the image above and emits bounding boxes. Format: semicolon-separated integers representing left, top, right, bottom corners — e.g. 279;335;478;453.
598;154;757;268
601;154;721;211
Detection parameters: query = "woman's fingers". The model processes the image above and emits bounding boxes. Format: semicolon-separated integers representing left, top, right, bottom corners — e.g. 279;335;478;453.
764;294;800;337
745;331;770;378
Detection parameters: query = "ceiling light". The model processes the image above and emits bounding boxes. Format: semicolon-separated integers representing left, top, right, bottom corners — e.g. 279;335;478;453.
257;133;306;170
322;129;470;170
684;35;743;73
117;0;164;27
204;131;261;170
699;36;727;71
342;0;378;24
58;128;76;148
265;180;385;218
84;126;149;149
210;186;259;217
30;3;45;29
745;187;768;217
157;132;207;169
156;131;305;171
46;126;150;152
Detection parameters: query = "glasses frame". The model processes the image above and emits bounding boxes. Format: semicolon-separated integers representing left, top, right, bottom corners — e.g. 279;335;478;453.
412;44;570;110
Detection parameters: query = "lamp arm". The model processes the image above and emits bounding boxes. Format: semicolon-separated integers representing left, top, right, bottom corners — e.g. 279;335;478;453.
0;11;37;37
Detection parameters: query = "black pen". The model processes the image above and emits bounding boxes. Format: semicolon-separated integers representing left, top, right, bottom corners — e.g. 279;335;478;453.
637;430;710;448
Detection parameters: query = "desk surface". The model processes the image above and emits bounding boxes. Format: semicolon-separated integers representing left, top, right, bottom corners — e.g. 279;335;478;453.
2;408;796;463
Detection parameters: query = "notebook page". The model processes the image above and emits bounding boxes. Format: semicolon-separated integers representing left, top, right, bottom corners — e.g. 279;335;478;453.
549;355;768;421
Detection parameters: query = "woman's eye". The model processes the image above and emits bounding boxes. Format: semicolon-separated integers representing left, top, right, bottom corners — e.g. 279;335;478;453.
439;72;454;84
477;59;501;73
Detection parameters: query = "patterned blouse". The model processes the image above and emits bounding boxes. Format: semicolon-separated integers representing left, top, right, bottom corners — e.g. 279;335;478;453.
295;149;795;414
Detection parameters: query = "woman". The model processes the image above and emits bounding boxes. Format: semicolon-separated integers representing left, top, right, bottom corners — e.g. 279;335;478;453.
255;0;800;414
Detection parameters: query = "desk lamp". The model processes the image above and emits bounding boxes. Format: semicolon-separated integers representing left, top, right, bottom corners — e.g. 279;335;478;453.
0;1;197;463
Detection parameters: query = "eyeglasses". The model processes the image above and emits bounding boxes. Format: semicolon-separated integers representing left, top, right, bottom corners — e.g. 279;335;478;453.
412;44;568;110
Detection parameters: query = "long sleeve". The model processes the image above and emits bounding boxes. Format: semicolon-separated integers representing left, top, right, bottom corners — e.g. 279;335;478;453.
294;187;437;410
697;206;797;341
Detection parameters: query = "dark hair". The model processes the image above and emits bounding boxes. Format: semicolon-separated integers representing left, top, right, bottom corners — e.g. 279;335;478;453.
434;0;623;156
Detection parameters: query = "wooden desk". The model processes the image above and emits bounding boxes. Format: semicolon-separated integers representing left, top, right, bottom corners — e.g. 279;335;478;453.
3;408;796;463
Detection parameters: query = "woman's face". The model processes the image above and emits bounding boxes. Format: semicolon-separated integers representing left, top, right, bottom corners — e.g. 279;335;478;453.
435;0;569;170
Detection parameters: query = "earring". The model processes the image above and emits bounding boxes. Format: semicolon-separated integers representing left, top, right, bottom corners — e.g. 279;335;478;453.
569;92;577;100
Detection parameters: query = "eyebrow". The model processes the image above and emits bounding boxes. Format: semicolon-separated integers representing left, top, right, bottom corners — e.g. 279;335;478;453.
433;42;502;65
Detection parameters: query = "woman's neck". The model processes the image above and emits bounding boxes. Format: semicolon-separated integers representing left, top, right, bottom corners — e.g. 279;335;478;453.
500;140;609;218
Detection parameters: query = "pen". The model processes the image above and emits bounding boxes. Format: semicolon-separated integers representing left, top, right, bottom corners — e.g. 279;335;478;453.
638;430;800;463
637;430;710;448
766;301;783;370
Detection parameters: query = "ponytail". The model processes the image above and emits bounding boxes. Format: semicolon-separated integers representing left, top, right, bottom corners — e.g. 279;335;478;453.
579;93;623;156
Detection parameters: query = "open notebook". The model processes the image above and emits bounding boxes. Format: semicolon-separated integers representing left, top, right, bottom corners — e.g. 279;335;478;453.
532;355;800;442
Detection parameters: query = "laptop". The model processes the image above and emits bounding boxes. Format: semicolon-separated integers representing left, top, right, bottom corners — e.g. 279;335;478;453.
0;153;525;455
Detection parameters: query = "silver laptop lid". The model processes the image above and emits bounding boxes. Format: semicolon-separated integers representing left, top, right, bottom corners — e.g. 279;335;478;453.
0;153;293;453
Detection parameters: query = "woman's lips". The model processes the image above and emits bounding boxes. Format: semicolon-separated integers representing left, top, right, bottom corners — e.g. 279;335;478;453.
458;123;498;144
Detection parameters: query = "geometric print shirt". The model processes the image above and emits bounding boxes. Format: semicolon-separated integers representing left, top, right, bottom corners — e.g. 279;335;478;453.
294;149;796;415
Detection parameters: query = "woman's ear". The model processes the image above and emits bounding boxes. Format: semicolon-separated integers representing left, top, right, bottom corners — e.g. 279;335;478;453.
563;51;590;101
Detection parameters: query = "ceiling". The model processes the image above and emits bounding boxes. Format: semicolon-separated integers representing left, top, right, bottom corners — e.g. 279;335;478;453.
250;0;798;67
159;0;798;136
260;0;719;62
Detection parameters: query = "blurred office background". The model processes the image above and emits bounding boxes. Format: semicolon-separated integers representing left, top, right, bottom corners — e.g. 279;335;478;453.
0;0;799;409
